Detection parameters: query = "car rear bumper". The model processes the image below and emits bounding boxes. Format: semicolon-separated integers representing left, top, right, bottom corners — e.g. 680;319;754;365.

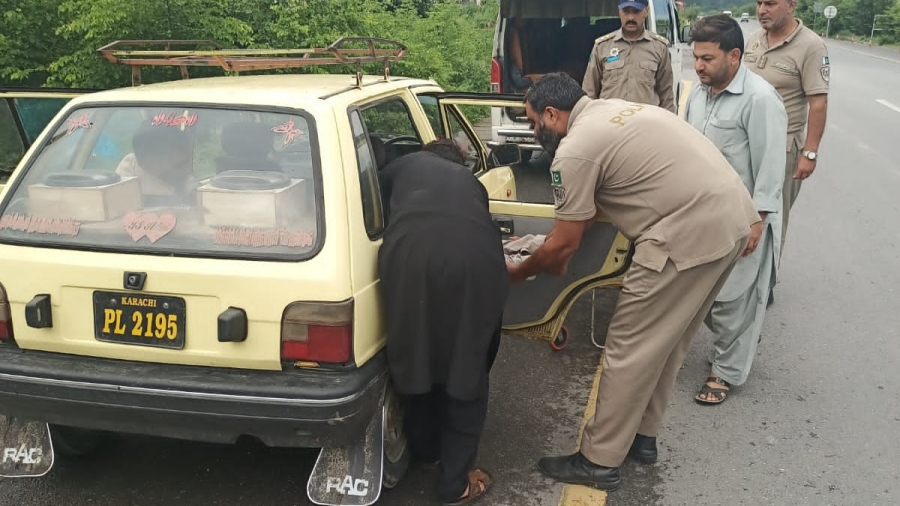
0;344;387;448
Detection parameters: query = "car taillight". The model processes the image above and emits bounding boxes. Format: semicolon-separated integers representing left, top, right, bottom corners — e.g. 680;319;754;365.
0;283;14;341
281;299;353;364
491;58;502;93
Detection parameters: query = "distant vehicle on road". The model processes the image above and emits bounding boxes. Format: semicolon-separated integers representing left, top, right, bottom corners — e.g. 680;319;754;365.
741;12;750;22
723;10;732;16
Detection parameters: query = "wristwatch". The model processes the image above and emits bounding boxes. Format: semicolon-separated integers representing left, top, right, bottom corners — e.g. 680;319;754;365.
802;150;818;161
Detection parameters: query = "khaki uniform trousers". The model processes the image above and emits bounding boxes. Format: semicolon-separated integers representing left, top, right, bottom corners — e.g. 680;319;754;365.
580;238;747;467
780;143;802;256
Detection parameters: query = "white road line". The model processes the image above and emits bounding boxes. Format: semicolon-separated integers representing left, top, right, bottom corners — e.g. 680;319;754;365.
876;99;900;114
829;43;900;65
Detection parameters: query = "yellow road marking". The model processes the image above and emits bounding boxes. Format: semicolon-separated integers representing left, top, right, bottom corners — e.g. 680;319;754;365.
678;80;693;119
557;353;607;506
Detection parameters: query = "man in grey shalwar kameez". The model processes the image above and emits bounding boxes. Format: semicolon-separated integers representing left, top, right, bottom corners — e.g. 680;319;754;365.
684;14;788;404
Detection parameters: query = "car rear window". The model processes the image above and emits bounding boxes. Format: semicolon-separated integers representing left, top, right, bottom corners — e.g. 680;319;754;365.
0;105;323;260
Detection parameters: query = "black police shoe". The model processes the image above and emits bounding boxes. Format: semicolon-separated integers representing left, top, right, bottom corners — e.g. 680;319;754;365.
628;434;657;464
537;452;621;491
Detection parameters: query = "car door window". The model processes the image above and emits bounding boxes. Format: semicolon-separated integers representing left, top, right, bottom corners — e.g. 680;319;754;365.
0;101;25;181
360;97;423;169
349;109;384;238
14;97;72;144
416;94;443;136
652;0;675;45
445;107;484;174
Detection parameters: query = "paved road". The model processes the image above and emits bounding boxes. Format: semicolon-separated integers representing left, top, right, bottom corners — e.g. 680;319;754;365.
646;20;900;506
2;20;899;506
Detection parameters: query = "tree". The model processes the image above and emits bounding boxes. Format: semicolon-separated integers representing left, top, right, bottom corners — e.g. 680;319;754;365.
0;0;67;86
47;0;260;88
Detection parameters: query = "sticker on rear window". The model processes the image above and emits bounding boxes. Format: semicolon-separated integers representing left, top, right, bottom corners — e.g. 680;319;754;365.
151;111;198;129
66;112;92;136
0;214;81;236
271;118;305;147
215;228;315;248
123;212;177;244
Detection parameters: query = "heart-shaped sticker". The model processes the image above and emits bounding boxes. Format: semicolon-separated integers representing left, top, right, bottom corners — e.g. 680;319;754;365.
123;212;177;244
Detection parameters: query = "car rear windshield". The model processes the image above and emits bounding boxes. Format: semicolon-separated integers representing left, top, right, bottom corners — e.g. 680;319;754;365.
0;105;323;260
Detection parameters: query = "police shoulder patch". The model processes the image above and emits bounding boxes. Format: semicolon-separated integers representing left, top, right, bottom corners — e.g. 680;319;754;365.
595;33;615;45
652;33;669;44
553;186;567;208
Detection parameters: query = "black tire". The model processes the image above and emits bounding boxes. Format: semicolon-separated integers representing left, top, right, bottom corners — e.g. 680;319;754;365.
49;425;109;457
381;385;410;490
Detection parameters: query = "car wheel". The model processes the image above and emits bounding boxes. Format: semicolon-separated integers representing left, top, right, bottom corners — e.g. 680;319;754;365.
49;425;109;457
382;384;410;489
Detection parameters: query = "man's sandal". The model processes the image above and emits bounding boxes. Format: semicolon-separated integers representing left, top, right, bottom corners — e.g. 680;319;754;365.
443;468;493;505
695;376;730;405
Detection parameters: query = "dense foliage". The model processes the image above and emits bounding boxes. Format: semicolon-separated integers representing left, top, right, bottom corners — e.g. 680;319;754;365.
683;0;899;43
0;0;500;90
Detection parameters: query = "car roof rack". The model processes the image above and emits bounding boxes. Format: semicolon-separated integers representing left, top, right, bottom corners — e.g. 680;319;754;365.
96;37;408;87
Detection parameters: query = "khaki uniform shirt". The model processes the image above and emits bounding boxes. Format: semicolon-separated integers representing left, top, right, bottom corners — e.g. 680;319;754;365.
582;29;675;113
550;97;759;272
744;19;830;150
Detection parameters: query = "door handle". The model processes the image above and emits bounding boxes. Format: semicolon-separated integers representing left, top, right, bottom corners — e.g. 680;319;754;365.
493;216;514;236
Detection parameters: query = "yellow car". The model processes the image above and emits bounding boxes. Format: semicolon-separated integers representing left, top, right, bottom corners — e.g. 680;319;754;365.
0;38;630;504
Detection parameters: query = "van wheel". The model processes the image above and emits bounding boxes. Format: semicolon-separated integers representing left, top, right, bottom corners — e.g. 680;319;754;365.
382;385;410;489
49;425;109;457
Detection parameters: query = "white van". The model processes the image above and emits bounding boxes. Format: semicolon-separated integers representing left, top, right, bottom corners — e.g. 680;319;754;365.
489;0;685;158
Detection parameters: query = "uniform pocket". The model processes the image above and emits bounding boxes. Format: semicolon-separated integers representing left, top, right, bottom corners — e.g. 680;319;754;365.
603;58;626;84
638;60;658;84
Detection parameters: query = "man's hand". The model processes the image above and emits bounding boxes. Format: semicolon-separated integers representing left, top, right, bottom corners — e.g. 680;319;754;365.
742;221;764;257
794;155;816;180
505;219;590;284
507;261;528;284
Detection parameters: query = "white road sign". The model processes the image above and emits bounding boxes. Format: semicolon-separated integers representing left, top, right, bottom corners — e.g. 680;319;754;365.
824;5;837;19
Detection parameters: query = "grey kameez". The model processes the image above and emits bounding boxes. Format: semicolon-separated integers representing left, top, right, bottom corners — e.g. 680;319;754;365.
685;65;788;385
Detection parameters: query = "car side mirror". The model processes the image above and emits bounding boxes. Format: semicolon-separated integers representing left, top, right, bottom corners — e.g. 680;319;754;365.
681;25;692;44
488;143;522;168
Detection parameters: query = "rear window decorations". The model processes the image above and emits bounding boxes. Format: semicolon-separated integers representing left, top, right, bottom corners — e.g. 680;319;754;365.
65;111;92;136
214;228;314;248
271;118;305;147
0;106;320;258
151;110;198;129
203;170;315;248
122;212;177;244
0;214;81;237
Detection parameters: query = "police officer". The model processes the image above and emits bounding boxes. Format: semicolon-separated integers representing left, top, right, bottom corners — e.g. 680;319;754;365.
510;73;758;491
743;0;830;272
582;0;676;113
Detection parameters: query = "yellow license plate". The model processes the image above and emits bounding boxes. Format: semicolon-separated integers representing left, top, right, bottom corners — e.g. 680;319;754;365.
92;291;186;349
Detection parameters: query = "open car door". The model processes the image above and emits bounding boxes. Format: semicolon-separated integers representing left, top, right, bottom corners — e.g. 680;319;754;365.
0;88;90;191
414;91;519;202
435;93;634;349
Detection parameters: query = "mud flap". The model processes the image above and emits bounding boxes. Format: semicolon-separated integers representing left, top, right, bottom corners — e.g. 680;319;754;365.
306;404;385;506
0;416;54;478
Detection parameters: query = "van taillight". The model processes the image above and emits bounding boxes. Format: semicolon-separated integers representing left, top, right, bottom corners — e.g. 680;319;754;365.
281;300;353;364
491;58;502;93
0;283;14;341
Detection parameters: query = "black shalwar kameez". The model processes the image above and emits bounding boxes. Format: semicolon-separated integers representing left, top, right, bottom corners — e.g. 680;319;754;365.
377;151;509;502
